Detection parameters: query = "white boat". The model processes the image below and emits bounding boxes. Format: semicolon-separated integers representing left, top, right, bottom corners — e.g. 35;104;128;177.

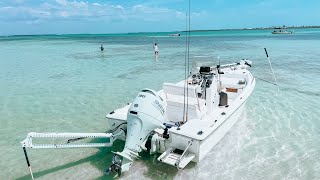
20;59;255;178
272;29;293;34
169;33;181;36
105;59;255;174
20;59;255;177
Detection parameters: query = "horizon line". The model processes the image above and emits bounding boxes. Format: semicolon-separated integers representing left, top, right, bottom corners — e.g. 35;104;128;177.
1;25;320;37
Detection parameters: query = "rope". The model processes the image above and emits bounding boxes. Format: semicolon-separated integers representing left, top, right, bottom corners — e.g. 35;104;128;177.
254;75;278;86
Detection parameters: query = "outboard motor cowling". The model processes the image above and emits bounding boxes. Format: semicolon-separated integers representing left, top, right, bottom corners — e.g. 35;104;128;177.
125;89;166;155
107;88;166;175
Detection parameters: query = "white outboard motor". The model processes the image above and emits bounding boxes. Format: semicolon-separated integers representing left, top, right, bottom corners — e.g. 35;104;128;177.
107;88;166;176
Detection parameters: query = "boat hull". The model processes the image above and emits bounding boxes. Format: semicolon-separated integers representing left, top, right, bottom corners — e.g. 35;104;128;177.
198;103;245;161
168;102;246;162
167;71;256;163
106;67;256;170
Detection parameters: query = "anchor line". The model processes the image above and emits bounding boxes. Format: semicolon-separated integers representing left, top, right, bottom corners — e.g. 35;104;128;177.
254;75;278;86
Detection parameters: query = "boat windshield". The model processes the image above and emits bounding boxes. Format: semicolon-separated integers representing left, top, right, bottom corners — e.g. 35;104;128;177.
191;56;220;74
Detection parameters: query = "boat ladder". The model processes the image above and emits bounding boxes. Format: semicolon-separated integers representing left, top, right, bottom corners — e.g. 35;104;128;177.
157;140;195;169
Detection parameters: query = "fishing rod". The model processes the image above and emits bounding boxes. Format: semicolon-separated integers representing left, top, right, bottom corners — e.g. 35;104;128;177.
182;0;191;125
182;11;188;125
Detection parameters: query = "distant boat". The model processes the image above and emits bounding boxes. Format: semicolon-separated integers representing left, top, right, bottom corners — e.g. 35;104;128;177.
272;26;293;34
272;29;293;34
169;33;181;36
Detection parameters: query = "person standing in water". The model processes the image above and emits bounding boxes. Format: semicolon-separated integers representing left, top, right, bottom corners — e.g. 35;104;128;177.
154;43;159;60
100;44;104;52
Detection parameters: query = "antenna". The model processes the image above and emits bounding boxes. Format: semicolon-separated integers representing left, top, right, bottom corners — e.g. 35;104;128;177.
182;0;191;125
186;0;191;123
182;11;188;125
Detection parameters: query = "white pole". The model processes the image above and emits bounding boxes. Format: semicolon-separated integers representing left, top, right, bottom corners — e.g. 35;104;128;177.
29;166;35;180
264;48;279;90
23;147;35;180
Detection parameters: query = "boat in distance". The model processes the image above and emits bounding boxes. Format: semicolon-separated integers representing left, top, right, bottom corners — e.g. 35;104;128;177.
272;27;293;34
272;30;293;34
169;33;181;36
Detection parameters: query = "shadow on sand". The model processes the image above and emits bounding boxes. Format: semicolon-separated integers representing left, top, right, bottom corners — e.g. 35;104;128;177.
17;140;124;180
17;138;197;180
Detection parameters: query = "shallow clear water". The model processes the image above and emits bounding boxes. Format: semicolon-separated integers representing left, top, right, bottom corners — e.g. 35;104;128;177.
0;29;319;179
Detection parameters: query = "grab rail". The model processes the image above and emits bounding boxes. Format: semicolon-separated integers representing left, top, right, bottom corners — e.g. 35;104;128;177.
175;139;193;169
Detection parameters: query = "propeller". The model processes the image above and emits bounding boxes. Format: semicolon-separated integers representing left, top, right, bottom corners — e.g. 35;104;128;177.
105;154;123;177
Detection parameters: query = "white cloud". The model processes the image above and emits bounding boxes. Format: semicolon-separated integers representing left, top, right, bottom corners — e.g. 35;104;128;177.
55;0;67;6
0;0;205;24
192;11;207;17
129;4;186;22
92;3;101;7
59;11;69;18
176;11;185;19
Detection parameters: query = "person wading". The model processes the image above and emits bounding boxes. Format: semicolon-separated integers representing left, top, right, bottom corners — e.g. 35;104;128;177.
100;44;104;52
154;43;159;60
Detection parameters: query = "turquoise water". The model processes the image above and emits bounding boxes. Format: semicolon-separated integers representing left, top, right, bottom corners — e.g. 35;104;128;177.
0;29;320;179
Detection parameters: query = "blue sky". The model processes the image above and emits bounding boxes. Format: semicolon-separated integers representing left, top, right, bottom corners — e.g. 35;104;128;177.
0;0;319;35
